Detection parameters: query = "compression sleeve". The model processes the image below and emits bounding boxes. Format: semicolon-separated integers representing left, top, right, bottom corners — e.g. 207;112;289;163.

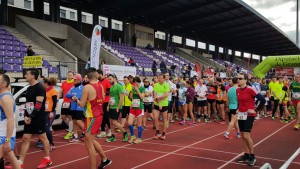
52;95;57;112
29;101;43;119
255;93;266;112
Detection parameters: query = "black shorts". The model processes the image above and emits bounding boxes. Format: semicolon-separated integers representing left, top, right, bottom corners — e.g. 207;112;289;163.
122;106;130;118
216;100;225;105
207;99;216;104
154;105;168;113
228;109;237;122
23;115;46;135
270;96;274;101
70;110;85;120
238;116;255;133
197;100;208;107
109;109;121;120
144;103;153;113
61;108;71;116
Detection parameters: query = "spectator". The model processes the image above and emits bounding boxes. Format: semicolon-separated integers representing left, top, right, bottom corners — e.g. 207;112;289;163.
152;61;157;76
128;57;136;67
182;64;187;78
170;64;177;77
145;43;154;50
160;60;167;74
187;63;192;77
27;45;35;56
132;34;137;47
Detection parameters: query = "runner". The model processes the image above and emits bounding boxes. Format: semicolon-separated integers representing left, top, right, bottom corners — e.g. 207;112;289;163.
75;68;112;169
66;74;85;142
165;73;176;126
260;78;269;117
224;77;240;139
59;71;74;140
142;78;154;129
42;77;58;151
289;74;300;130
279;85;291;123
271;77;284;120
195;79;208;122
216;78;226;124
19;68;52;168
236;73;265;166
106;74;129;142
185;80;196;125
128;77;145;144
268;77;277;117
153;74;170;140
121;76;132;131
206;78;218;122
0;74;20;169
179;82;188;125
97;70;112;138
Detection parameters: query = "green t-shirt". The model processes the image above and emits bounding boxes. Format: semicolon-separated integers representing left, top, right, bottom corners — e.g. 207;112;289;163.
153;82;170;107
132;86;145;109
109;83;124;109
290;81;300;100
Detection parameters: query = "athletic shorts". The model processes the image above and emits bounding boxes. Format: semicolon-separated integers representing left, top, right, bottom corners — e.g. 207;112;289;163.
109;109;121;120
0;136;16;150
228;109;237;123
207;99;216;104
154;105;169;113
122;106;130;118
168;100;174;113
144;103;153;113
216;100;225;105
130;109;144;117
23;115;46;134
84;116;103;135
61;107;71;116
270;96;275;102
179;101;186;106
292;100;300;106
197;100;208;107
238;116;255;133
186;100;193;104
70;110;85;120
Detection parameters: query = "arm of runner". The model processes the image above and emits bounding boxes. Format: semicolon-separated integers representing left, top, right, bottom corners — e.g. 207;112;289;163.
117;93;124;111
29;96;44;119
254;93;266;112
59;88;63;99
66;88;74;98
158;91;169;100
2;95;14;152
77;85;88;107
50;95;57;119
129;89;133;100
136;87;145;99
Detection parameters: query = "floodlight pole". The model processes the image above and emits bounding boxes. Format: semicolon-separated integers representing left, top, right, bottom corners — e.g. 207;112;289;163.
297;0;299;46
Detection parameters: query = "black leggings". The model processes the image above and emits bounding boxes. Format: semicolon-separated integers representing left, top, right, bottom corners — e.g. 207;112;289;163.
272;100;283;117
101;102;111;131
46;112;55;146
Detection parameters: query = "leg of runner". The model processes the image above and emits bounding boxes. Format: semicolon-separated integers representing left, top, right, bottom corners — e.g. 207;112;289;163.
207;101;212;122
160;110;168;140
85;131;99;169
188;102;195;125
294;102;300;129
212;101;217;121
272;100;279;119
218;103;226;124
180;104;188;125
19;134;32;163
0;144;20;169
127;114;136;144
134;115;144;144
153;109;161;139
45;112;55;150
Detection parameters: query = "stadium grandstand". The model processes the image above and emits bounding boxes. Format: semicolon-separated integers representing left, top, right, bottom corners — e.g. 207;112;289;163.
0;0;300;169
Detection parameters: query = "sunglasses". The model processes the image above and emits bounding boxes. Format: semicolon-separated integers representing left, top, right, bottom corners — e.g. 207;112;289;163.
238;78;245;80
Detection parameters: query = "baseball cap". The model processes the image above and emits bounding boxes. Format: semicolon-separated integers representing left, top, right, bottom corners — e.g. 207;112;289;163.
74;74;82;81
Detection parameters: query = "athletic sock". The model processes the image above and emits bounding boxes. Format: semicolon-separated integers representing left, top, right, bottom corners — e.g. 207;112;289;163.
129;125;135;136
45;156;50;160
225;131;230;135
74;134;78;138
137;126;143;139
102;158;107;162
64;118;70;126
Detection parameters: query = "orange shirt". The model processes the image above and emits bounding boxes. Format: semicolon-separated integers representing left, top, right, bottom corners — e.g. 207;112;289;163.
46;87;58;112
217;84;226;101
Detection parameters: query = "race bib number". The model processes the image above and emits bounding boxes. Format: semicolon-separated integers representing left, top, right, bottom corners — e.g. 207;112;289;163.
62;102;70;109
261;91;266;96
238;112;248;120
292;92;300;99
132;99;140;107
110;97;115;106
25;102;34;115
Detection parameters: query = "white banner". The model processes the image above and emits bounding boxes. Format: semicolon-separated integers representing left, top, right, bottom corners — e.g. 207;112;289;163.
90;25;102;70
102;64;136;80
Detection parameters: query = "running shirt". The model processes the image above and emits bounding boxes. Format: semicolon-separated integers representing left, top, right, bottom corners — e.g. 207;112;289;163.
25;83;46;119
143;85;154;103
45;86;57;112
217;84;226;101
123;84;133;106
207;83;217;100
98;78;111;103
195;85;207;101
66;84;84;111
290;81;300;100
109;83;124;109
186;87;195;103
0;93;16;137
272;82;284;100
153;82;170;106
252;82;261;93
225;85;231;93
178;87;187;102
227;86;238;110
166;80;176;101
268;81;277;97
131;86;145;109
84;83;104;118
260;84;269;97
61;80;74;103
237;86;258;117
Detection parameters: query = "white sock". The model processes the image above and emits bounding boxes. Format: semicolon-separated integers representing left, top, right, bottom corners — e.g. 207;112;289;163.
69;120;73;132
74;134;78;138
102;158;107;162
45;156;50;160
225;131;230;135
64;118;70;126
18;160;23;164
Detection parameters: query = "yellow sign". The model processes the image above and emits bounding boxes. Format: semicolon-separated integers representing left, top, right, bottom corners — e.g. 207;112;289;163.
23;56;43;68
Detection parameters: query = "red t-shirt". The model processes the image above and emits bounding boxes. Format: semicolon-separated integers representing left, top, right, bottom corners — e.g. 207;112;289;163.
237;86;258;117
98;78;111;103
207;83;217;100
61;80;74;103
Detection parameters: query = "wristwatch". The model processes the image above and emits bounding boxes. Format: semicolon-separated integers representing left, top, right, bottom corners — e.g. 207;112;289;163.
5;138;11;142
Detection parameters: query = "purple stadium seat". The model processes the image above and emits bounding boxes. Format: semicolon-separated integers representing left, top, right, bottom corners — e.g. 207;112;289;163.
0;40;5;44
5;51;12;57
20;47;27;52
4;64;11;71
4;45;12;51
13;41;20;46
49;67;58;73
4;58;13;64
12;51;20;57
5;40;12;45
5;36;12;40
12;46;20;51
0;51;4;57
13;65;22;72
0;45;4;50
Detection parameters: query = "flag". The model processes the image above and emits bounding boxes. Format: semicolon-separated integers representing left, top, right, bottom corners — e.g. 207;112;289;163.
195;63;202;78
90;25;102;70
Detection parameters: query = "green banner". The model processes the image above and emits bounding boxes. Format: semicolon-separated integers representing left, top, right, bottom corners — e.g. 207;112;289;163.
253;55;300;78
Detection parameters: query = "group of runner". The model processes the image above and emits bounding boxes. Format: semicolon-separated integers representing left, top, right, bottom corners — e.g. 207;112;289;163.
1;68;300;169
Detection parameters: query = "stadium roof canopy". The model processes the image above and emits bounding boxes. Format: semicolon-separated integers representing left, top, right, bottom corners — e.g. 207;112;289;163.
59;0;300;56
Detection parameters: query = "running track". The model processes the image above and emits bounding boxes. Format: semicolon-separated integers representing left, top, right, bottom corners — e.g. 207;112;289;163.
14;118;300;169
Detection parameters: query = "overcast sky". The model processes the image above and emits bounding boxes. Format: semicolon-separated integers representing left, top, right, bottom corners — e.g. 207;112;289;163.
243;0;298;43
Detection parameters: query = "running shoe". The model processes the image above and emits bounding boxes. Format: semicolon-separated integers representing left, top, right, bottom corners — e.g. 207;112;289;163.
248;155;256;166
218;121;226;125
106;135;116;142
237;132;241;139
147;117;152;121
107;130;112;137
294;124;300;130
289;116;294;120
204;118;211;123
5;162;24;169
197;118;201;123
128;136;136;144
188;121;196;125
175;116;179;121
69;138;80;143
37;141;43;148
224;133;233;139
98;159;112;169
37;157;53;169
179;120;186;125
116;129;122;133
50;145;55;152
236;154;249;163
133;138;142;144
97;132;107;138
64;131;74;140
143;126;147;131
280;119;289;124
170;120;175;123
153;133;161;140
272;116;275;120
160;135;166;140
122;132;129;142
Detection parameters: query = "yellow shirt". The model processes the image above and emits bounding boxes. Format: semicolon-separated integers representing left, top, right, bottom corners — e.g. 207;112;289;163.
123;84;132;106
268;81;278;97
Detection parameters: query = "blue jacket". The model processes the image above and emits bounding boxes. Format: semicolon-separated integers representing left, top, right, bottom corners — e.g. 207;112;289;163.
66;85;84;111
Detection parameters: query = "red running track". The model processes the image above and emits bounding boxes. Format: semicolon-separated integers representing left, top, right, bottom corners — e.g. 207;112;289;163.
12;117;300;169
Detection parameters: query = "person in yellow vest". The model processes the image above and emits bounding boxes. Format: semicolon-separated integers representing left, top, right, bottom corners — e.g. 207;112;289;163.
121;76;133;130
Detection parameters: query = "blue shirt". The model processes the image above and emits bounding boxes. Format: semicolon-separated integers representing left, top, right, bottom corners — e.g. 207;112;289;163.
227;86;238;109
0;92;16;137
66;85;84;111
